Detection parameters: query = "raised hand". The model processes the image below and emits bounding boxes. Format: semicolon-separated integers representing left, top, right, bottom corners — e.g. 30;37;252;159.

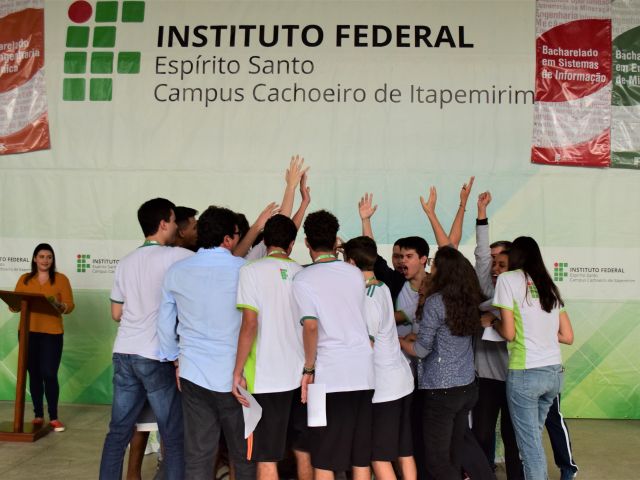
254;202;280;231
300;172;311;205
358;193;378;220
459;176;475;208
420;186;437;216
477;191;492;208
285;155;309;189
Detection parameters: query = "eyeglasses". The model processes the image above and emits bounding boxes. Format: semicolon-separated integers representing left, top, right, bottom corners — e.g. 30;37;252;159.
233;230;240;237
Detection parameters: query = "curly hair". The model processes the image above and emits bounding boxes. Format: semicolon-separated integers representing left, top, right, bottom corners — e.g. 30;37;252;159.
430;246;481;336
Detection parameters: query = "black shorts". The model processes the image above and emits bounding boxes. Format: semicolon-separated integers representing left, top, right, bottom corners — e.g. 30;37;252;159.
309;390;373;471
372;393;413;461
251;389;295;462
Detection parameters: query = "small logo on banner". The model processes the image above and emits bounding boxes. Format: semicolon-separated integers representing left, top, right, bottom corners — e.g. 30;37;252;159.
553;262;569;282
63;1;145;101
77;253;91;272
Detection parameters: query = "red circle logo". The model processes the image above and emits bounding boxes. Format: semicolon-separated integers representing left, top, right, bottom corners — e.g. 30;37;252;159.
68;1;93;24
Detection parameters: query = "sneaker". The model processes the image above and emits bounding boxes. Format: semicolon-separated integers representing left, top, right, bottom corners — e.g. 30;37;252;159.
32;417;44;425
49;419;66;432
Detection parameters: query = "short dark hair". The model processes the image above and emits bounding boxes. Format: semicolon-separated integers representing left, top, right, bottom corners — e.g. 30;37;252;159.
174;206;197;228
397;236;429;259
343;236;378;271
393;237;405;248
490;240;512;252
304;210;339;252
137;198;175;237
197;206;237;248
264;215;298;250
235;213;250;240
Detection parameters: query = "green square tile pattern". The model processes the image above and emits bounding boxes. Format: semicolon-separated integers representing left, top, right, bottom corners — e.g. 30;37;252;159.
122;1;145;22
93;26;116;48
95;1;118;22
90;78;113;101
117;51;141;73
63;78;86;101
64;52;87;74
91;52;114;73
66;26;90;48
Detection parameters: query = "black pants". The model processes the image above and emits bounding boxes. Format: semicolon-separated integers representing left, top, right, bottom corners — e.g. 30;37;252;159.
546;395;578;476
27;332;63;420
422;381;478;480
472;377;523;480
180;379;255;480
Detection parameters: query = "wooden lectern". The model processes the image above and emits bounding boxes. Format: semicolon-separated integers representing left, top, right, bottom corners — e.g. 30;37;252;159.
0;290;59;442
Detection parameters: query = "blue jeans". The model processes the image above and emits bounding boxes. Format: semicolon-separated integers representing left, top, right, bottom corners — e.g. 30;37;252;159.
99;354;184;480
507;365;563;480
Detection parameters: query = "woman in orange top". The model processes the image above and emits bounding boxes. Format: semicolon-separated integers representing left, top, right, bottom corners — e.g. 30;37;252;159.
14;243;74;432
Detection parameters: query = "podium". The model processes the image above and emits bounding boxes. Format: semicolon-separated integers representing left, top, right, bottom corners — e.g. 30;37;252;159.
0;290;59;442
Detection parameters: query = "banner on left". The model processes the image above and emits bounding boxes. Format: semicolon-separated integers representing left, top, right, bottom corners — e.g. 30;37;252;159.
0;0;50;155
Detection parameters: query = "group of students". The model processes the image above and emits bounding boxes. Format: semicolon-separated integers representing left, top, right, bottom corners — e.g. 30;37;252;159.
92;158;578;480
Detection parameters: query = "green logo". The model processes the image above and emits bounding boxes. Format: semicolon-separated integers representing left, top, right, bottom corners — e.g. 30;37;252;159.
77;253;91;272
63;1;145;101
280;268;288;280
527;280;539;299
553;262;569;282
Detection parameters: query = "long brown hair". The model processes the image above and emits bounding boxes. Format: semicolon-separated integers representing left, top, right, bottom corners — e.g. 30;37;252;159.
430;246;481;336
24;243;56;285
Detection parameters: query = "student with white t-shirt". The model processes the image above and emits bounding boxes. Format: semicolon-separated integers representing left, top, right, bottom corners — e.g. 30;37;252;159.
342;236;416;480
292;210;374;480
492;236;574;480
100;198;193;480
233;214;312;480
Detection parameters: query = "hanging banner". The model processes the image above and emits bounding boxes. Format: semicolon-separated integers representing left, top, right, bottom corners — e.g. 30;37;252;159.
532;0;611;167
0;0;50;155
611;0;640;169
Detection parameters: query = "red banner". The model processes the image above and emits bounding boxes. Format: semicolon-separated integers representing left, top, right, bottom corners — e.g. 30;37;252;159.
0;1;50;155
532;1;611;167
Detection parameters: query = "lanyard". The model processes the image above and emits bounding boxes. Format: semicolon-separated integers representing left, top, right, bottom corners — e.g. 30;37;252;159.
267;249;288;257
314;254;336;263
141;240;160;247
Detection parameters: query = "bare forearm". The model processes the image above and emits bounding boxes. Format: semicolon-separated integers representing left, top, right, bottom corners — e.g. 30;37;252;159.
281;185;296;218
426;211;451;247
233;224;260;257
448;205;466;248
302;321;318;368
362;218;374;239
234;314;258;375
292;200;310;230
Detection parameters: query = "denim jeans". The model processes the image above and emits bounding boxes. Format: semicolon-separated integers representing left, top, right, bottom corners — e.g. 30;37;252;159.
507;365;563;480
99;354;184;480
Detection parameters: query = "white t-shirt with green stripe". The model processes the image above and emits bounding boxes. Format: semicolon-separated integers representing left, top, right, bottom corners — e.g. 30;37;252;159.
493;270;564;370
365;282;414;403
236;256;304;394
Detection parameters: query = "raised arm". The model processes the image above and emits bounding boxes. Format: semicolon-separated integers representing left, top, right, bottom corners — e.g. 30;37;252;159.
233;202;280;257
281;155;309;218
474;191;494;299
447;176;474;248
420;186;451;247
358;192;378;239
292;172;311;230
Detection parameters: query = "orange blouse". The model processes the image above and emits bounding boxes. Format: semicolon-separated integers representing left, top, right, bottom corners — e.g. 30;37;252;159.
14;272;75;334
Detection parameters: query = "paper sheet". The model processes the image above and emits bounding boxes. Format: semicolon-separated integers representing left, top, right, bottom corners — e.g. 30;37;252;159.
237;385;263;438
307;383;327;427
482;326;506;342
